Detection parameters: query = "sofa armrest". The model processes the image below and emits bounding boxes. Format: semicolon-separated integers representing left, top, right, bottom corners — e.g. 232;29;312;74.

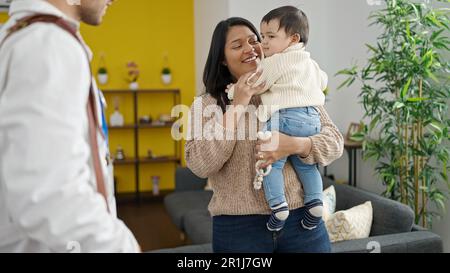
332;231;443;253
175;167;208;192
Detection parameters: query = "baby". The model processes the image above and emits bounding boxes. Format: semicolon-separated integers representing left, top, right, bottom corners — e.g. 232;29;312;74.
227;6;327;231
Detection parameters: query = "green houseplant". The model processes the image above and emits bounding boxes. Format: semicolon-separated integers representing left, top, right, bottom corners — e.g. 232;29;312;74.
98;67;108;74
96;53;108;85
337;0;450;227
161;67;172;85
162;67;171;75
97;67;108;85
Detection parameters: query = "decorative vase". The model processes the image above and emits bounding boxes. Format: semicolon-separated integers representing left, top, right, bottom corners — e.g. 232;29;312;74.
129;81;139;90
97;73;108;85
161;74;172;85
110;109;124;127
115;145;125;160
152;176;160;196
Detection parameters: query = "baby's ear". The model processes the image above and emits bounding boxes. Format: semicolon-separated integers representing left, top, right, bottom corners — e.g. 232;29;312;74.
292;33;301;43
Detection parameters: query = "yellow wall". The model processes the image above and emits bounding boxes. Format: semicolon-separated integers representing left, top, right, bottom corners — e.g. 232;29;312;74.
81;0;195;95
0;12;8;23
81;0;195;193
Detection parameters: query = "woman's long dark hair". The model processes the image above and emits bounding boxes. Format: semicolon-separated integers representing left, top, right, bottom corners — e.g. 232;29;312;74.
203;17;261;112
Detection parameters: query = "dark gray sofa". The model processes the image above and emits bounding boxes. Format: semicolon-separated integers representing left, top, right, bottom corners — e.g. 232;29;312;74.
160;167;442;253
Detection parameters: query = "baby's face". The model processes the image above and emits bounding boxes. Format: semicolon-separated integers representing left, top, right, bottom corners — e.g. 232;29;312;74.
260;19;296;57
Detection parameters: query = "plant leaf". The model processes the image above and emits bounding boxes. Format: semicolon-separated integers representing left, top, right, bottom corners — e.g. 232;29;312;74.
407;97;428;102
430;121;444;133
366;43;379;53
401;77;412;99
409;3;420;19
393;101;405;109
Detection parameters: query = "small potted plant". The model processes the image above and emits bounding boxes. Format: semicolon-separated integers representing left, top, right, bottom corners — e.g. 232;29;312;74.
161;67;172;85
97;53;108;85
97;67;108;85
126;61;140;90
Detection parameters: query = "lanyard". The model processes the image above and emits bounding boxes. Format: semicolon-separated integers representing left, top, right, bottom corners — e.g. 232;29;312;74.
98;89;109;147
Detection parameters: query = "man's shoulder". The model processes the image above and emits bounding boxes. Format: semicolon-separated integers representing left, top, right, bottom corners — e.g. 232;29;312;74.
2;21;84;57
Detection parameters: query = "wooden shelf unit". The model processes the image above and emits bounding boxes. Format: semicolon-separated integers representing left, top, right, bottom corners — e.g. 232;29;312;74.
103;89;181;203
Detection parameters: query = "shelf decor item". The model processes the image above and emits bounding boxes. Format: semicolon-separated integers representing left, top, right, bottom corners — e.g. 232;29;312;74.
159;113;173;124
115;145;125;161
346;122;363;141
147;149;154;159
126;61;140;90
139;115;152;124
152;176;160;196
109;97;124;127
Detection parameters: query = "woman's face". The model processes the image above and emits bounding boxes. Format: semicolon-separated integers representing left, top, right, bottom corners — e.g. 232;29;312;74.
223;26;262;80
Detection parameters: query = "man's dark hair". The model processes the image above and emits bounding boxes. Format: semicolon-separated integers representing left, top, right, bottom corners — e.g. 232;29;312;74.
262;6;309;45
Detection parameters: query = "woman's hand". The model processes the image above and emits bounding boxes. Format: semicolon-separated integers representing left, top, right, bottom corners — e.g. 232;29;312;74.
255;131;312;168
231;70;265;107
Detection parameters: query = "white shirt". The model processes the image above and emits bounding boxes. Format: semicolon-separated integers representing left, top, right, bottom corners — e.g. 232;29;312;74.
0;0;139;252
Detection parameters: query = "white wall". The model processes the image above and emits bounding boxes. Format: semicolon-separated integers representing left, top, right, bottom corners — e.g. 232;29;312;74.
194;0;449;252
321;0;385;194
194;0;230;95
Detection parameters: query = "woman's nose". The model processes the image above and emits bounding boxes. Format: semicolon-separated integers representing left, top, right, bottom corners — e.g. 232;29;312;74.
243;43;255;53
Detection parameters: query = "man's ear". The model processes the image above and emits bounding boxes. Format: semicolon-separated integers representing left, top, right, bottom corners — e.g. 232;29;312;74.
291;33;301;43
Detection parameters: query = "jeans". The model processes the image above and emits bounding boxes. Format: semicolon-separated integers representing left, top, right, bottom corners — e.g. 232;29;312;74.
263;107;322;207
213;207;331;253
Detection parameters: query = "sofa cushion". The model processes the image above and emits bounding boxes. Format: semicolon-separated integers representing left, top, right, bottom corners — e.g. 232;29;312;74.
322;185;336;222
326;201;373;243
164;191;212;230
184;210;213;244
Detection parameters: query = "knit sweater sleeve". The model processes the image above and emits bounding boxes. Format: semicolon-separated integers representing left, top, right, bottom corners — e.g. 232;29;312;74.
185;95;237;178
251;52;290;95
311;59;328;91
299;106;344;166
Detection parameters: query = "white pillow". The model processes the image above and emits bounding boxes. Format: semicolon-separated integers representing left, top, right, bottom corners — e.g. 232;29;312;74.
322;185;336;222
325;201;373;243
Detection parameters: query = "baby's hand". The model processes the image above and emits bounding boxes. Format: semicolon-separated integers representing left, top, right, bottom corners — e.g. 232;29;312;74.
225;83;235;100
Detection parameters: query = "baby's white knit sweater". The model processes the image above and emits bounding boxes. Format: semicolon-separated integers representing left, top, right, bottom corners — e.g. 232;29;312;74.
229;43;327;121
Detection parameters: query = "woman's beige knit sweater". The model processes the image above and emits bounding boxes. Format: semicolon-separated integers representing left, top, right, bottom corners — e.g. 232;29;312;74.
185;94;343;216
